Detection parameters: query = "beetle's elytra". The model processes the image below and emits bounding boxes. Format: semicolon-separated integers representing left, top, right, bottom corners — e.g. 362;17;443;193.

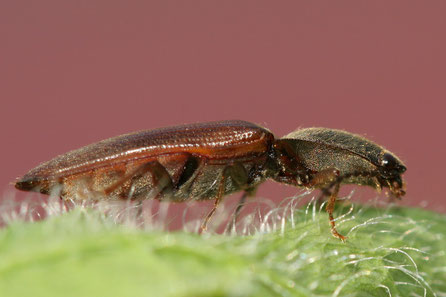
15;120;406;240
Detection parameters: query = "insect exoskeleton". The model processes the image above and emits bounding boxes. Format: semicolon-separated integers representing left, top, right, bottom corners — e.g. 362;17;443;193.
15;120;406;240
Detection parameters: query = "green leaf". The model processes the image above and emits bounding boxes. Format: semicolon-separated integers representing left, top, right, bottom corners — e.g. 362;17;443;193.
0;204;445;297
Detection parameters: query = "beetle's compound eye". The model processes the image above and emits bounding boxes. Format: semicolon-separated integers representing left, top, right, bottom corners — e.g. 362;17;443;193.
380;152;406;173
380;152;396;167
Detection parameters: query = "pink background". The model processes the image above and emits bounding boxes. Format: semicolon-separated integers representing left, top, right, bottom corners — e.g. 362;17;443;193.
1;1;445;213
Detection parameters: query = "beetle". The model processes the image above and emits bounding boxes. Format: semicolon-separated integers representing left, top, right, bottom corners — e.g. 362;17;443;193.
15;120;406;241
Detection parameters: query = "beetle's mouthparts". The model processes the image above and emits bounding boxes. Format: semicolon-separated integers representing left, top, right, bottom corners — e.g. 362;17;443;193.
390;180;406;198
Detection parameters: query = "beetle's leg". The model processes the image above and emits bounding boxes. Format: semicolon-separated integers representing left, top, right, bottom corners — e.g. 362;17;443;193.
100;161;173;219
315;170;375;241
200;162;249;233
135;200;143;217
200;193;223;233
103;163;146;196
231;192;248;228
104;161;173;199
306;168;347;241
199;173;226;233
225;163;254;232
226;187;256;233
324;182;346;241
306;168;340;206
307;168;340;188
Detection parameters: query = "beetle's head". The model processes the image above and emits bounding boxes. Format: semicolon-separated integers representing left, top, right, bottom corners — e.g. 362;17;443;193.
377;151;406;198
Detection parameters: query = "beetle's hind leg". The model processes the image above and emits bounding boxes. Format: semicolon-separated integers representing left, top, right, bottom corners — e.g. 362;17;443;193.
104;161;173;198
103;161;174;219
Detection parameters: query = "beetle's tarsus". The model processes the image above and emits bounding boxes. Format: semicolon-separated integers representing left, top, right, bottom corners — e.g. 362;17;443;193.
330;226;347;242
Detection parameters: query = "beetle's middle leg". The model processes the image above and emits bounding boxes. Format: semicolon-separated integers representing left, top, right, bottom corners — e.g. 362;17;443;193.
103;160;174;218
200;162;249;233
200;169;229;233
200;192;223;233
225;187;257;233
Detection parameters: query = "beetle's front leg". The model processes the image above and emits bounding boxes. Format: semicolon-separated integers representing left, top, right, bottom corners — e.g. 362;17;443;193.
306;168;348;241
324;183;346;241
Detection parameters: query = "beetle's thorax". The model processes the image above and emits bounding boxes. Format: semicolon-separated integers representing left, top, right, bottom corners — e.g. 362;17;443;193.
262;139;311;187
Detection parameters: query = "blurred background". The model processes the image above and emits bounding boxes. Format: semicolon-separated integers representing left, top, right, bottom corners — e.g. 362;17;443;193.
1;1;445;220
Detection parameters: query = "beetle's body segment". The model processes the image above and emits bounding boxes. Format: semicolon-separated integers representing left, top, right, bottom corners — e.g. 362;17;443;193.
15;120;406;240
